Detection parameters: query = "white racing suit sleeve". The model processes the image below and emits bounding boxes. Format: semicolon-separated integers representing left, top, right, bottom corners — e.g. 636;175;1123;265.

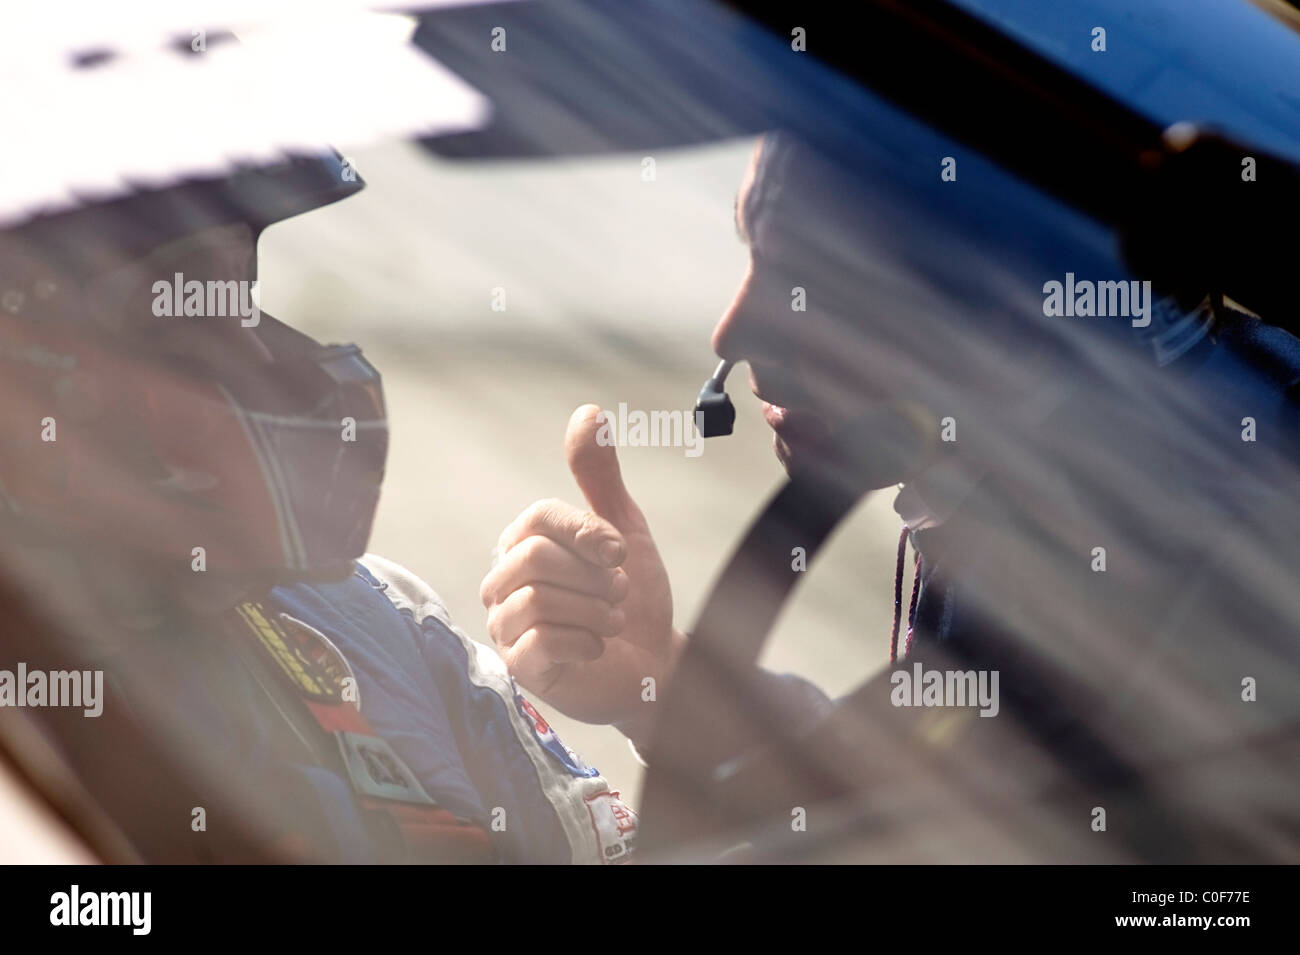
360;553;638;865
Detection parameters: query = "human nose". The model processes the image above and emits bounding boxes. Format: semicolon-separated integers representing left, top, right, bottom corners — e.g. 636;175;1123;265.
711;262;784;363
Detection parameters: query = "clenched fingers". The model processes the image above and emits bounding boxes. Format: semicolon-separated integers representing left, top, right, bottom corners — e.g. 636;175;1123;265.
487;583;626;652
481;535;628;608
496;498;625;569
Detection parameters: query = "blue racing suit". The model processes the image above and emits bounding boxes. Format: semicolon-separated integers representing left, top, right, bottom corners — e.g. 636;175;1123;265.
251;553;638;864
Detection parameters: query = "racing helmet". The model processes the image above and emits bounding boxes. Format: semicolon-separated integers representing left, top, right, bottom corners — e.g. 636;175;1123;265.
0;152;387;576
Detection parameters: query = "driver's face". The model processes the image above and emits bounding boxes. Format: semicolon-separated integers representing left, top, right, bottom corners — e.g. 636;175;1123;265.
711;137;907;475
82;222;273;369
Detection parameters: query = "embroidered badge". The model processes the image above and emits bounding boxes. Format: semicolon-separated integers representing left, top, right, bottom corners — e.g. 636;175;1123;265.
235;603;361;711
512;685;598;778
585;790;638;864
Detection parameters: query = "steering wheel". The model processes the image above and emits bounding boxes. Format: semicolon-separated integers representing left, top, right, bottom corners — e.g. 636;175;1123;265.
638;470;867;861
636;406;1222;864
638;403;953;862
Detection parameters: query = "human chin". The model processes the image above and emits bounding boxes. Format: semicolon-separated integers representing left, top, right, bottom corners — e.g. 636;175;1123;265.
770;397;937;488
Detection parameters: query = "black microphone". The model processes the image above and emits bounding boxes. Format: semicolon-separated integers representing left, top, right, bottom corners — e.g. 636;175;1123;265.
695;359;736;438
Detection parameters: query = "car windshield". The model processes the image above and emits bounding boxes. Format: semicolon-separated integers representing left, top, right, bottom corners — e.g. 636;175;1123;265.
946;0;1300;161
3;0;1300;866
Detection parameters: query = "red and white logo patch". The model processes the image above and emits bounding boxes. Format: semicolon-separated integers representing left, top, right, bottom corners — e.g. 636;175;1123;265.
585;790;638;864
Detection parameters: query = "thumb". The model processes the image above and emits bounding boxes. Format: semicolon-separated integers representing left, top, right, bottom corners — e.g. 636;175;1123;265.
565;404;636;527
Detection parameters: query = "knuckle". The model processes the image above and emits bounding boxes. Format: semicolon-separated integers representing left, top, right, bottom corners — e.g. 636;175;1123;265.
519;534;550;564
516;501;548;532
479;567;506;607
576;513;608;546
527;498;565;525
609;568;629;600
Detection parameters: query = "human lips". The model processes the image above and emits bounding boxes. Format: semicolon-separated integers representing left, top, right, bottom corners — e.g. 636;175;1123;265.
756;390;832;457
761;400;787;431
755;387;822;433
